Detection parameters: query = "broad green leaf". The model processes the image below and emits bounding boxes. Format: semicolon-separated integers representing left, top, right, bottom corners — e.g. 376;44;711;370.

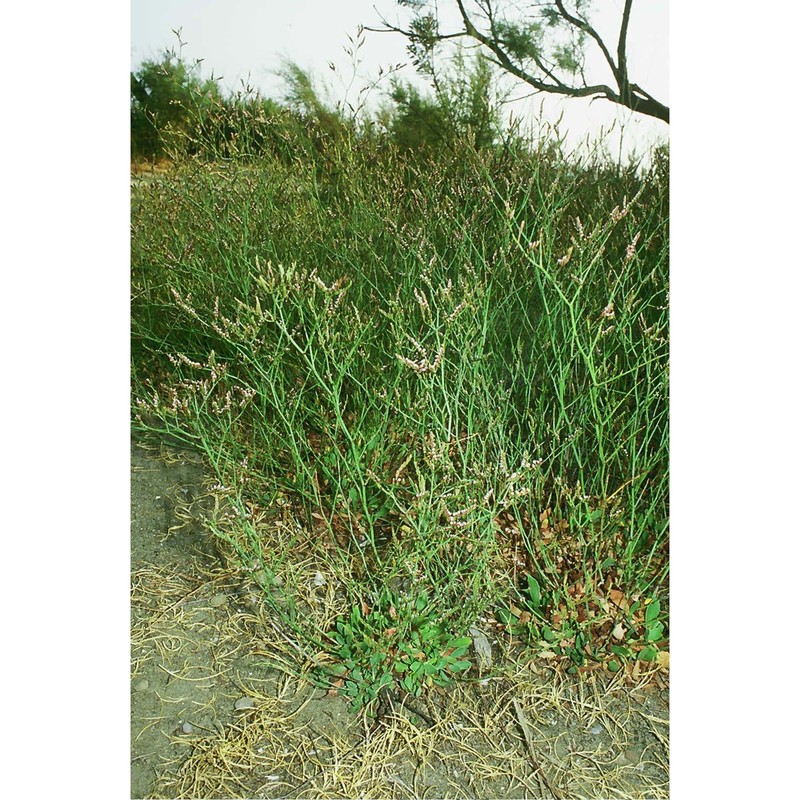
645;599;661;624
526;576;541;608
376;672;393;690
645;621;664;642
496;607;513;625
420;625;439;642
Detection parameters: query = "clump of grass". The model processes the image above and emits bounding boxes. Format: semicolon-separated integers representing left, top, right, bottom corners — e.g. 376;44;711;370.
132;95;668;699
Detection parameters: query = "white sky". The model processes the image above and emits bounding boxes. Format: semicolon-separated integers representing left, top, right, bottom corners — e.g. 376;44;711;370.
131;0;669;160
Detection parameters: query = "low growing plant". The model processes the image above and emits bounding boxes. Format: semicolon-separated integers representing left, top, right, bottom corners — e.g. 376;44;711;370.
496;573;668;673
318;589;472;713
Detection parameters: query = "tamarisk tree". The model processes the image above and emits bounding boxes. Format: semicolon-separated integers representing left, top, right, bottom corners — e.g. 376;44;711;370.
375;0;668;123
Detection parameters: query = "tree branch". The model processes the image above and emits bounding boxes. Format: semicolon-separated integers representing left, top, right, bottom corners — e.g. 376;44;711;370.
373;1;669;123
454;0;568;92
554;0;618;79
617;0;634;101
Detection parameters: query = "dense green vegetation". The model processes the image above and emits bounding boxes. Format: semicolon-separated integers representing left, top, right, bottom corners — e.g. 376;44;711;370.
131;49;668;709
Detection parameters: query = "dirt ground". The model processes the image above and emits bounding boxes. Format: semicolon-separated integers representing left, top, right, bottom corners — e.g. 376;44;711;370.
131;438;669;799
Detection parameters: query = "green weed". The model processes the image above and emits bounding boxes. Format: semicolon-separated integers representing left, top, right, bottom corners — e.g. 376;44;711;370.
319;589;472;713
132;76;668;696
